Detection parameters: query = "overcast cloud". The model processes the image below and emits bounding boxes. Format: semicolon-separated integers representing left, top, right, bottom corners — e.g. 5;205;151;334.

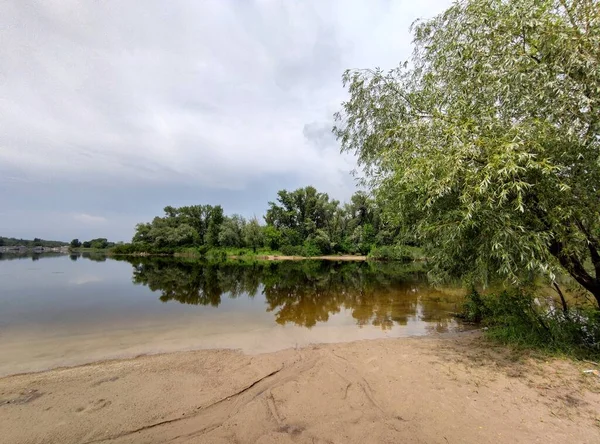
0;0;452;241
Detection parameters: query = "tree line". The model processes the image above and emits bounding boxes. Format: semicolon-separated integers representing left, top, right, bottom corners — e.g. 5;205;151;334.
70;238;116;249
112;186;412;259
0;237;68;248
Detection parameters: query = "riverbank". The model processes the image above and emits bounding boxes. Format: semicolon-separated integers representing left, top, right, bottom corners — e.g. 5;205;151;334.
109;251;370;261
2;333;599;444
54;250;371;262
108;245;425;262
111;249;370;261
65;248;368;261
227;254;367;261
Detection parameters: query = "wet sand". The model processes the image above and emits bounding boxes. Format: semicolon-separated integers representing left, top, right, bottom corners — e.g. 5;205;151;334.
0;312;466;377
2;332;599;444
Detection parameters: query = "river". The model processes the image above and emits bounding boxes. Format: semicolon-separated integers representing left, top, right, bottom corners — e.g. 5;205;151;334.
0;253;468;375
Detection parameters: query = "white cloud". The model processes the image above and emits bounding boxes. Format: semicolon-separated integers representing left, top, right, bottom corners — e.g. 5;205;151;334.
73;213;107;224
0;0;453;193
0;0;454;240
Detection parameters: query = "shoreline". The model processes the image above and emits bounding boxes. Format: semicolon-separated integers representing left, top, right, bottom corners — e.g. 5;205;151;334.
0;331;472;380
0;324;469;378
227;254;368;261
69;250;371;261
24;249;424;262
2;334;599;443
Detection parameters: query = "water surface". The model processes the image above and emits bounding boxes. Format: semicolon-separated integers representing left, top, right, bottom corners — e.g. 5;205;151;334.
0;253;467;375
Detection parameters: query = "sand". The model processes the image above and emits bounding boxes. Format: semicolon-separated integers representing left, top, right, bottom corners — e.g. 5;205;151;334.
1;332;599;444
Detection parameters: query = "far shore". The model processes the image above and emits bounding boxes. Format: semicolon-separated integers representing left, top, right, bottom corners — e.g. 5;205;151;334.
227;254;368;261
2;333;599;444
101;251;371;261
66;247;426;262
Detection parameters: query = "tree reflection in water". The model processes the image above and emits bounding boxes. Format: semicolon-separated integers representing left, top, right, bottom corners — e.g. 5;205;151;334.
118;258;461;331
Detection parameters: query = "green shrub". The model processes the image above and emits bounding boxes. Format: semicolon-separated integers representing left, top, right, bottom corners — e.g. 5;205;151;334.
280;245;304;256
206;249;227;262
110;242;192;256
301;241;322;257
461;286;490;323
461;288;600;358
368;245;413;262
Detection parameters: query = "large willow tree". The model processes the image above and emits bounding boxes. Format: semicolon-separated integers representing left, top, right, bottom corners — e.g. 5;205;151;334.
334;0;600;306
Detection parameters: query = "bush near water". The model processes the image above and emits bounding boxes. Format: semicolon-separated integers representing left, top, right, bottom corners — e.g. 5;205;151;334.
462;288;600;359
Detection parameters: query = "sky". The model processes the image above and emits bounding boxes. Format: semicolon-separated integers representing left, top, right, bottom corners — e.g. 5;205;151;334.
0;0;452;242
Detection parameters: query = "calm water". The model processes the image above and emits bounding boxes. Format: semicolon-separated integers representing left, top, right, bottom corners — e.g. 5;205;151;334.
0;253;467;375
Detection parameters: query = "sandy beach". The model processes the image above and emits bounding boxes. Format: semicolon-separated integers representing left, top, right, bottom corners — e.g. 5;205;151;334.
1;332;599;444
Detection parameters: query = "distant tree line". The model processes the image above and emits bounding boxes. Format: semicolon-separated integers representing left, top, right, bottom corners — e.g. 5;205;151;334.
70;238;116;249
0;237;68;248
112;186;414;259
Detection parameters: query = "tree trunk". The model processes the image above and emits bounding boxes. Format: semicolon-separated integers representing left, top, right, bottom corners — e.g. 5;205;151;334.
552;281;569;316
561;269;600;308
589;285;600;309
549;240;600;309
561;266;600;308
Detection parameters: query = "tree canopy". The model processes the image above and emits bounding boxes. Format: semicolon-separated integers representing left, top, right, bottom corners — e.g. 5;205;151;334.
116;186;405;257
70;238;114;249
334;0;600;305
0;237;68;248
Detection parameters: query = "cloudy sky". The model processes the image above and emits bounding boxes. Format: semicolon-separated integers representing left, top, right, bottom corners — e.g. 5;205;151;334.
0;0;452;242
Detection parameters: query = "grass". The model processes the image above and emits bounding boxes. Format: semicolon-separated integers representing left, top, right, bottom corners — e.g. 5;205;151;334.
460;287;600;360
173;247;284;259
109;242;424;262
367;245;426;262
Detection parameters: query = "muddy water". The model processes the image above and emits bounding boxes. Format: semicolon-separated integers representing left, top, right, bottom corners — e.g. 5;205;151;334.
0;254;468;375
